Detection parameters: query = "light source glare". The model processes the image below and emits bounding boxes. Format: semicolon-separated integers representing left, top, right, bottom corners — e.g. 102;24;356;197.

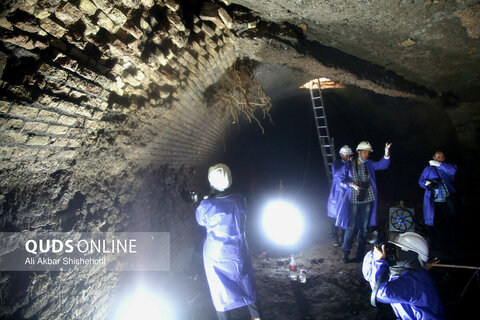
299;78;344;89
114;287;175;320
262;200;304;246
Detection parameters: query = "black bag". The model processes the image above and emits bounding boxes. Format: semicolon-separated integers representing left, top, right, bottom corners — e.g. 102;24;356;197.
357;181;371;201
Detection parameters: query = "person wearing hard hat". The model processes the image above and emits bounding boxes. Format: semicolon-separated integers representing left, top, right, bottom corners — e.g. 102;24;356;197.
362;232;445;320
418;150;457;251
327;145;354;247
195;164;262;320
340;141;392;263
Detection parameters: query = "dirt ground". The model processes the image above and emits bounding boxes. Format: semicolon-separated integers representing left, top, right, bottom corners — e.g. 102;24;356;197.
184;225;396;320
248;241;396;320
181;214;479;320
109;202;479;320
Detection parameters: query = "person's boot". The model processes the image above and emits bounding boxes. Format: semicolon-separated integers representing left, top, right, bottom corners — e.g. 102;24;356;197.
352;254;364;263
353;250;365;263
332;238;340;247
342;252;349;263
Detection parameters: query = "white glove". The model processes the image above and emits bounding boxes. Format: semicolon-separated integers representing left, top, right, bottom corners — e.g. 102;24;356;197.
424;181;431;187
429;160;440;167
349;182;361;191
384;142;392;158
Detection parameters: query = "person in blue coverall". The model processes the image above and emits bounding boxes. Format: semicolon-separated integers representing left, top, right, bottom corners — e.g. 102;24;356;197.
340;141;392;262
418;151;457;250
327;145;353;247
363;232;445;320
196;163;262;320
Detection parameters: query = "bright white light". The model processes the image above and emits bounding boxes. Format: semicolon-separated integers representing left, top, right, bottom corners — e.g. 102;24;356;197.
262;200;304;246
115;287;175;320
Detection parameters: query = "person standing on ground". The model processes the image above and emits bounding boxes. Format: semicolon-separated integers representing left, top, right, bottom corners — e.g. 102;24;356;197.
418;150;457;251
327;145;353;246
196;163;262;320
340;141;392;263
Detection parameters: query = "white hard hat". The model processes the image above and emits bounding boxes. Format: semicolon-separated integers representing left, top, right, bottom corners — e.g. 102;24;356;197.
208;163;232;191
356;141;373;152
389;232;429;263
339;145;353;155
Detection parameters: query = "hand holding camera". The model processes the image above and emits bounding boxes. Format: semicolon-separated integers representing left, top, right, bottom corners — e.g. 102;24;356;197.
368;231;397;265
373;245;387;261
425;179;440;191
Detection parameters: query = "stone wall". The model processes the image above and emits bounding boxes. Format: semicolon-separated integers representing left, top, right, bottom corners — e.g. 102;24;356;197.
0;0;242;167
0;0;243;319
446;102;480;193
0;163;207;319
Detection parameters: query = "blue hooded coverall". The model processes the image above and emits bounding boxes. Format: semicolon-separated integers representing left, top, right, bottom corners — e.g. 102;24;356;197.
338;156;390;229
362;250;445;320
327;159;349;228
196;193;257;312
418;162;457;226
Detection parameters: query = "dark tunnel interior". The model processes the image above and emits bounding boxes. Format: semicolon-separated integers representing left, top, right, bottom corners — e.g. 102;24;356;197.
223;86;475;245
132;86;479;320
1;0;480;319
233;90;477;320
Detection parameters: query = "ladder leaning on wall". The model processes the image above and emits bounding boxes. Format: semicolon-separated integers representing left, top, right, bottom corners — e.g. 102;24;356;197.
308;79;336;185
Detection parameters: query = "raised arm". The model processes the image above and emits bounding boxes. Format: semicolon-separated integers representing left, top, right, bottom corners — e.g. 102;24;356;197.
372;142;391;171
438;162;457;176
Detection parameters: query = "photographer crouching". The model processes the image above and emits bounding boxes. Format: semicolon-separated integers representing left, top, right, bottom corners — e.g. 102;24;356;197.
362;232;445;320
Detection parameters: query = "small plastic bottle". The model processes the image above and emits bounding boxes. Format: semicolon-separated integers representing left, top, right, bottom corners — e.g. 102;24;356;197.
289;254;297;272
299;269;307;283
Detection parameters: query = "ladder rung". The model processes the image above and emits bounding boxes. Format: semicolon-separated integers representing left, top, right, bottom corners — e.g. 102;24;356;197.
311;87;337;178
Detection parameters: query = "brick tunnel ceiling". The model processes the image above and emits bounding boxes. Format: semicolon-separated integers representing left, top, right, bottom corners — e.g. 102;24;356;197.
1;0;480;105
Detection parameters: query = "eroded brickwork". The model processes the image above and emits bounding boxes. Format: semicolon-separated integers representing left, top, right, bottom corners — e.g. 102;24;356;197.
0;0;241;167
0;1;242;319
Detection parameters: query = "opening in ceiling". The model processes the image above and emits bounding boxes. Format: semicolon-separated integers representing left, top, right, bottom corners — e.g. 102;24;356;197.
300;78;345;90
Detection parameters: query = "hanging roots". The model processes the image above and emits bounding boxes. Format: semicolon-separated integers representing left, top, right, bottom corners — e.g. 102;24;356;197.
206;60;272;133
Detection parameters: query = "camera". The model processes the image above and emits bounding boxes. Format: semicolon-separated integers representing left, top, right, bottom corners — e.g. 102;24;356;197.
425;179;440;191
357;181;371;201
181;190;199;203
367;231;397;265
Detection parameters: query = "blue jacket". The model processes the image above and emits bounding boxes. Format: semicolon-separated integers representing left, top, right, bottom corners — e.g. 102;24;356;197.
418;162;457;226
196;193;257;312
363;250;445;320
338;156;390;228
327;159;350;228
